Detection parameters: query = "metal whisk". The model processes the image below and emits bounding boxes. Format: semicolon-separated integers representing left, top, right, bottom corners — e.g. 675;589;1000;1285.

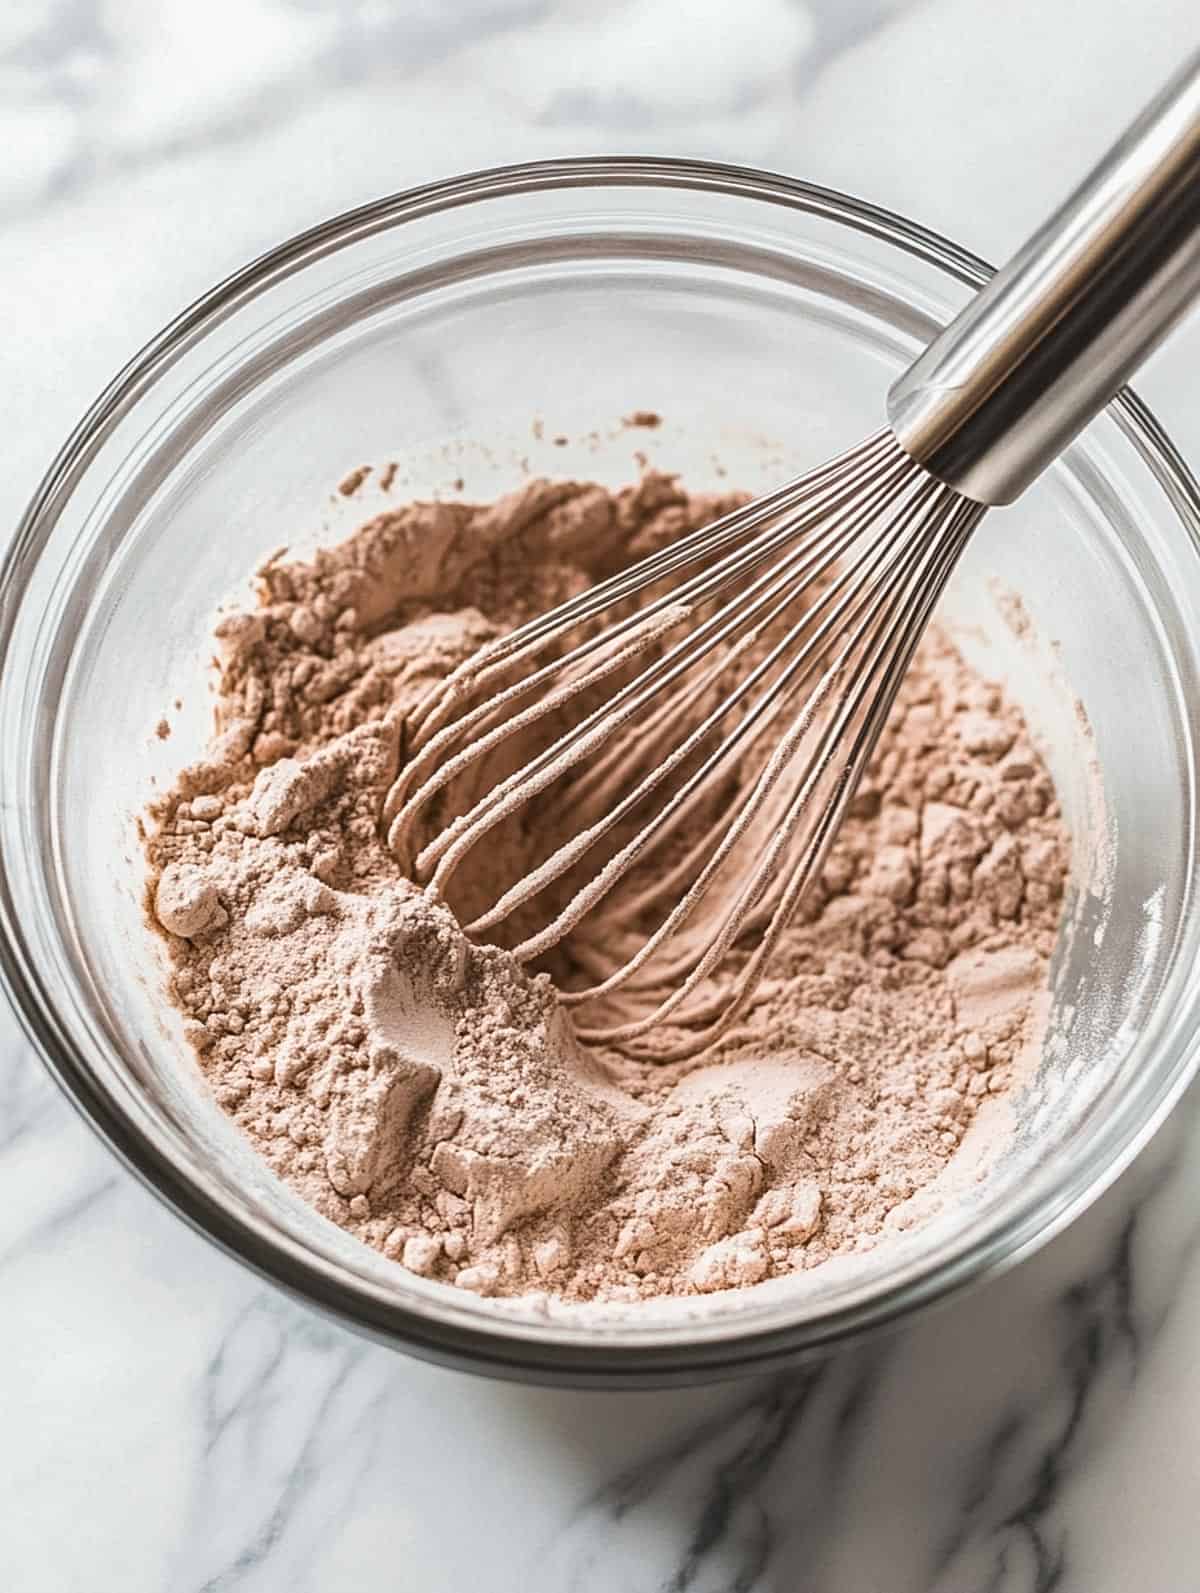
386;55;1200;1058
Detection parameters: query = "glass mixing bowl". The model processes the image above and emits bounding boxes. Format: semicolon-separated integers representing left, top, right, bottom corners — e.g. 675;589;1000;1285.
3;159;1200;1387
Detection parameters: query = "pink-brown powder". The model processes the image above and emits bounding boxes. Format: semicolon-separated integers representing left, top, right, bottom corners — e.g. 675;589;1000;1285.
143;474;1068;1303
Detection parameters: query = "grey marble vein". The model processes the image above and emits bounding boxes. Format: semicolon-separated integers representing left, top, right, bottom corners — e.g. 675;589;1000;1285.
0;1040;57;1154
180;1301;376;1593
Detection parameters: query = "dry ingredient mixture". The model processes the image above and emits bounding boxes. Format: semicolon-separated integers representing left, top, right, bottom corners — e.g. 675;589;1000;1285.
144;471;1068;1303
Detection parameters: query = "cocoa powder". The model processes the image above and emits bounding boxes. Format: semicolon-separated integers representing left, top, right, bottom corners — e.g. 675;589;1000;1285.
144;474;1068;1302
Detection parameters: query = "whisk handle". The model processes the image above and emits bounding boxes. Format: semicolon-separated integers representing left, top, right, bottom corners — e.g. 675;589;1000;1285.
888;52;1200;506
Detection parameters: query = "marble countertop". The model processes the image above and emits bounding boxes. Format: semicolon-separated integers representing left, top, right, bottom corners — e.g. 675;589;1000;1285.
4;2;1200;1589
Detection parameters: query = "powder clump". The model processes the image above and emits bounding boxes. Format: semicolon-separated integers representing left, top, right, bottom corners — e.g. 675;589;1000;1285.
144;472;1068;1303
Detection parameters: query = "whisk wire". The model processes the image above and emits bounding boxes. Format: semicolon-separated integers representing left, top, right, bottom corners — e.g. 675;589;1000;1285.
392;435;909;886
396;430;897;782
385;428;987;1059
568;481;963;1029
461;462;920;931
575;491;984;1054
488;469;949;958
408;427;895;731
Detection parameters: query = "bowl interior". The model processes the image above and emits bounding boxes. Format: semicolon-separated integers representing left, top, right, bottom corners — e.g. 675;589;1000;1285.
6;169;1200;1374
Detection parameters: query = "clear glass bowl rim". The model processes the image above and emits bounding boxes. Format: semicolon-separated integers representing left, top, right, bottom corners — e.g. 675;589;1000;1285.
4;155;1200;1385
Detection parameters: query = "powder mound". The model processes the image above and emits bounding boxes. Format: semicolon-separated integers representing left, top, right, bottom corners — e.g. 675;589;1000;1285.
145;471;1069;1303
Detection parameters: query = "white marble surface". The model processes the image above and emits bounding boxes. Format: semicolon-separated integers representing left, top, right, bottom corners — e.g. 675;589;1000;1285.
4;2;1200;1589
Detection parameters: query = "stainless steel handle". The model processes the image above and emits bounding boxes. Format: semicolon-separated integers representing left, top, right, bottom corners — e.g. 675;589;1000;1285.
888;53;1200;505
